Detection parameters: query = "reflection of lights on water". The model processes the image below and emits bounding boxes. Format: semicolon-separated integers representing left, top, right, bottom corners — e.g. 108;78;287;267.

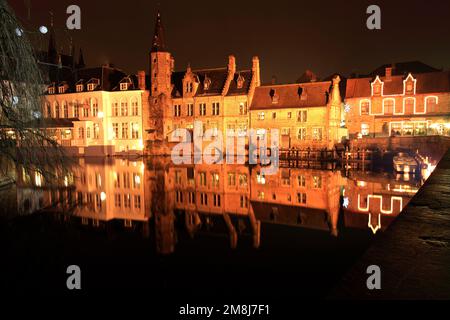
357;180;367;187
100;192;106;201
343;197;349;208
35;172;42;187
368;213;381;234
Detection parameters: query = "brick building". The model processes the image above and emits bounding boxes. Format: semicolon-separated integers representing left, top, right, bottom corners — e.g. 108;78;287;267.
345;62;450;139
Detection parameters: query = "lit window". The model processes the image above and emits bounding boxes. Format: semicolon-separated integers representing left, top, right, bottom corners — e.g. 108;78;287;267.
360;101;370;115
404;98;415;114
297;127;306;140
212;102;220;116
120;83;128;91
48;86;55;94
87;83;96;91
312;175;322;189
239;102;247;115
425;97;438;113
76;84;83;92
187;103;194;116
173;104;181;117
312;127;322;141
258;112;265;120
361;123;369;136
383;99;394;114
121;101;128;116
58;86;65;94
199;103;206;116
297;110;307;122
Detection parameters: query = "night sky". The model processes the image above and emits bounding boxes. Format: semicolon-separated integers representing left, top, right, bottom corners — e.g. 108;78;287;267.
8;0;450;83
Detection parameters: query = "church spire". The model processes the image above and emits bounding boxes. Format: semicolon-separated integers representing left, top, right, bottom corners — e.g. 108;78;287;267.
77;48;85;69
151;11;167;52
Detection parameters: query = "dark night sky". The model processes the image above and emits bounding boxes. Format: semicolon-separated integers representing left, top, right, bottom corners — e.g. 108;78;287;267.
8;0;450;83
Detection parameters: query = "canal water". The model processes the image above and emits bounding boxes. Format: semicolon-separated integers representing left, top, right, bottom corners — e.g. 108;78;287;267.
0;157;425;297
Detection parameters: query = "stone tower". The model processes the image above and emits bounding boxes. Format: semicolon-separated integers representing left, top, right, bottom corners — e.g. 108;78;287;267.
150;11;173;97
148;11;174;144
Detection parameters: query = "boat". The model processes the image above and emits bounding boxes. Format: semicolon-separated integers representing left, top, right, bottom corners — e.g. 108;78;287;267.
393;152;418;173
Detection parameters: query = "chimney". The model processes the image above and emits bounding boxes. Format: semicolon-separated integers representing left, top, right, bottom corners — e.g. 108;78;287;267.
385;66;392;81
138;70;146;90
228;55;236;74
252;56;261;87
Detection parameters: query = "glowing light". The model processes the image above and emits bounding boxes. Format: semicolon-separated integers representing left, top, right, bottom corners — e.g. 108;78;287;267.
97;111;104;118
64;176;69;187
100;192;106;201
35;172;42;187
15;28;23;36
39;26;48;34
134;174;141;185
357;194;403;214
368;213;381;234
357;180;367;187
343;197;349;208
344;103;351;113
12;96;19;105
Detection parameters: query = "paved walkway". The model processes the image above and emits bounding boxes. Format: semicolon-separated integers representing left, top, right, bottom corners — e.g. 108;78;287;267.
331;149;450;299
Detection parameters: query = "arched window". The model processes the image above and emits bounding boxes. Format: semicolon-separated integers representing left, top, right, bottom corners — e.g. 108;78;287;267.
54;102;60;118
78;127;85;139
62;101;68;118
425;96;438;113
120;99;128;116
73;100;80;118
83;100;89;117
46;103;52;118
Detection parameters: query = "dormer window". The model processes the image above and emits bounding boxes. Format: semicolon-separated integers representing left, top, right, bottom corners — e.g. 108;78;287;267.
87;79;100;91
269;89;279;104
298;87;307;101
404;74;416;95
237;74;245;89
371;76;383;96
58;86;66;94
48;86;55;94
76;84;84;92
204;77;211;90
120;83;129;91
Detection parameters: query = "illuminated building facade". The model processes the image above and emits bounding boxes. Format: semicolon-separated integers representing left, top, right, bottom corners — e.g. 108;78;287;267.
345;62;450;139
146;13;260;155
43;66;147;156
249;75;347;150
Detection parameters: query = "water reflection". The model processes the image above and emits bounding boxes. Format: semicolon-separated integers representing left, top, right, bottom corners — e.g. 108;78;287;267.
6;157;423;254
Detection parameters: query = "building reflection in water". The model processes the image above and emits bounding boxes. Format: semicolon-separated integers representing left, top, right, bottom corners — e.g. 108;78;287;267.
9;157;423;254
